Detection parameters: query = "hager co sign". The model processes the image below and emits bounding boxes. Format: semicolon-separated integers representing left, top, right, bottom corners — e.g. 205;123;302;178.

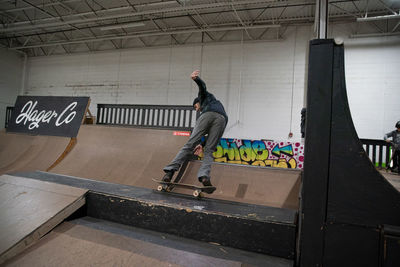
7;96;90;138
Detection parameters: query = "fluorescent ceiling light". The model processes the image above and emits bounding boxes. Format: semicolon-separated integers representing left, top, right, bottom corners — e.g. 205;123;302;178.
100;22;145;31
350;32;400;38
357;13;400;22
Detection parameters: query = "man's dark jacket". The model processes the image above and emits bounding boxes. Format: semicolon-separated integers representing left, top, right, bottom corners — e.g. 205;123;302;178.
193;76;228;124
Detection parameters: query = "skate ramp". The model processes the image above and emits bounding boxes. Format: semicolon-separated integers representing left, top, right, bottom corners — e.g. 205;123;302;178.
49;125;300;209
176;161;300;209
50;125;189;188
6;171;298;260
0;130;71;175
0;175;87;264
5;217;293;267
379;171;400;192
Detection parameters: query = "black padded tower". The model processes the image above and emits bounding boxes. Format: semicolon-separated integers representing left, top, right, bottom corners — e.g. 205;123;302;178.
300;39;400;267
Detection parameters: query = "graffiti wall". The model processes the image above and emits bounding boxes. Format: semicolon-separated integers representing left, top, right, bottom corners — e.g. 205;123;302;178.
201;138;304;169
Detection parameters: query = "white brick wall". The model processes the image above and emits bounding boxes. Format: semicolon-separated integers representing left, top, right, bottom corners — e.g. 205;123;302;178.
0;48;23;130
332;23;400;139
24;24;400;141
346;43;400;139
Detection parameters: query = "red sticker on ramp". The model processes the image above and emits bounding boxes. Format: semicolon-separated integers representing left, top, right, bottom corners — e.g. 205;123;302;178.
173;131;190;136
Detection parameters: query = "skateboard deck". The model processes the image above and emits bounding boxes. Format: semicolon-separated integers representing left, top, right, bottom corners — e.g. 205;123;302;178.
152;178;216;197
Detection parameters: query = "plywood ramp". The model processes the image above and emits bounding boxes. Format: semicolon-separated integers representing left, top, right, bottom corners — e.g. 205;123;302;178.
50;125;300;209
0;131;71;175
0;175;87;264
380;171;400;192
176;161;301;209
4;218;292;267
50;125;189;188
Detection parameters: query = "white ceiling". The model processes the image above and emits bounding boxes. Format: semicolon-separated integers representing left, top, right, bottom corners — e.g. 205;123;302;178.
0;0;399;56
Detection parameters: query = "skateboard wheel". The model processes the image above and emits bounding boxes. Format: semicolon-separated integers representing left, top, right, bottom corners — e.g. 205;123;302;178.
157;185;164;192
193;190;201;198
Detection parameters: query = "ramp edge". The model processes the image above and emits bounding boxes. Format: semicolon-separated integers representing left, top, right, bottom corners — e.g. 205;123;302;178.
0;195;86;264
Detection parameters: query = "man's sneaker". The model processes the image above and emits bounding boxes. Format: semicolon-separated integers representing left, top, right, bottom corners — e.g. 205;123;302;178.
162;171;174;182
199;176;216;194
199;176;212;187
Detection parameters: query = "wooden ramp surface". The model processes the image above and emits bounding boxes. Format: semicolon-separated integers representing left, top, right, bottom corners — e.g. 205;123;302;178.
5;221;239;267
51;125;188;188
50;125;300;209
0;131;70;175
0;175;87;264
380;171;400;192
176;161;300;209
4;218;292;267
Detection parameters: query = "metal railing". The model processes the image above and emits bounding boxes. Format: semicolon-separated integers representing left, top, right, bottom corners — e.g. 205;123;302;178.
360;138;392;169
96;104;197;131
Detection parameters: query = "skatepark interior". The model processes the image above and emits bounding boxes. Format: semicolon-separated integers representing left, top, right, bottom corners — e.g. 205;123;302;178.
1;1;400;266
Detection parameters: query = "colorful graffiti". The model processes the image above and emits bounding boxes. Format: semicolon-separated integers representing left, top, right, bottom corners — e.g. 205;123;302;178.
200;138;304;169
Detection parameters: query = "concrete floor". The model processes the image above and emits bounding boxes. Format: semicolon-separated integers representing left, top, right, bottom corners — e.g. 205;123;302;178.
4;217;293;267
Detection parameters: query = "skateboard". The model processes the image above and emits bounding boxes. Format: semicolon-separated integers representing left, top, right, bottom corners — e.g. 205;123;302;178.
152;178;216;198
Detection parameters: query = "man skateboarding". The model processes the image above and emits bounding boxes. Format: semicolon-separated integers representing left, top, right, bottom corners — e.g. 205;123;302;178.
385;121;400;174
162;70;228;191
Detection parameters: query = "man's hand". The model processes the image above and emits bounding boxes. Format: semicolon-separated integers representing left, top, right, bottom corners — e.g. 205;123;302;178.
191;70;200;80
386;139;391;143
193;144;203;156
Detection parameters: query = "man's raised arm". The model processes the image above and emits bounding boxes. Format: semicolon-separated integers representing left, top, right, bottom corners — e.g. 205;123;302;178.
191;70;207;97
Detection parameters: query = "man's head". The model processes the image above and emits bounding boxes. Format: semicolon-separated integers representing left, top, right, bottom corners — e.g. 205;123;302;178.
193;97;200;111
396;121;400;131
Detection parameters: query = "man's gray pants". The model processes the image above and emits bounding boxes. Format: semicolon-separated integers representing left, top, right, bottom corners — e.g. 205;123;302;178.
163;111;226;180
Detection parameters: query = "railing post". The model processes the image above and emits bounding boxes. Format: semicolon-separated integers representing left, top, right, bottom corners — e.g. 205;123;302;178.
378;145;383;168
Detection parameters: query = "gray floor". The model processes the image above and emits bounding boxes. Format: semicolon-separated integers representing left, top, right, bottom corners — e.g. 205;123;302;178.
4;217;293;267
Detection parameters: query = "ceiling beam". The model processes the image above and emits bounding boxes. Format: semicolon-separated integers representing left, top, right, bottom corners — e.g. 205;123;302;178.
231;1;253;39
19;0;93;38
10;24;281;50
0;0;277;33
0;0;177;14
377;0;398;15
392;21;400;32
2;10;373;42
175;0;216;41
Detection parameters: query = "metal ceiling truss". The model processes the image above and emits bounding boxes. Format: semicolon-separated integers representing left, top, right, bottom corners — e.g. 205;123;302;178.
0;0;398;56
